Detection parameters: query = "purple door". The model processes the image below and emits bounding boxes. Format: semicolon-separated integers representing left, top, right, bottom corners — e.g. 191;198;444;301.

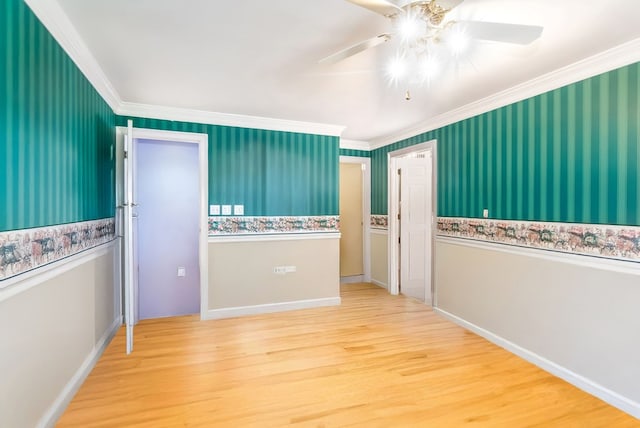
136;139;200;319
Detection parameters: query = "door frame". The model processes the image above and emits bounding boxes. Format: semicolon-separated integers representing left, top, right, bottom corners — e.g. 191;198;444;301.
116;126;209;320
387;140;437;303
339;156;371;282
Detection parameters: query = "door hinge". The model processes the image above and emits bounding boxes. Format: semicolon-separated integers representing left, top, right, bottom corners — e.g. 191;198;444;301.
124;150;128;159
397;214;400;220
397;168;401;175
398;237;401;244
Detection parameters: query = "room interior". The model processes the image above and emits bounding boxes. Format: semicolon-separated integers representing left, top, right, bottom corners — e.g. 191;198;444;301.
1;0;639;426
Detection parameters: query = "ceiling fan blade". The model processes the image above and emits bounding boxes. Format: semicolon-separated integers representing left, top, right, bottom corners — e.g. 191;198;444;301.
458;21;543;45
319;34;392;64
345;0;403;17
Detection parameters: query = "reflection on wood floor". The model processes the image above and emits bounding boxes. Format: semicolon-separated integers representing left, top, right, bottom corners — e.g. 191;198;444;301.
57;283;638;427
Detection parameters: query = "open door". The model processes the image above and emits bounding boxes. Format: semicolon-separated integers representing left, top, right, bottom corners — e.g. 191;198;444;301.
123;120;138;354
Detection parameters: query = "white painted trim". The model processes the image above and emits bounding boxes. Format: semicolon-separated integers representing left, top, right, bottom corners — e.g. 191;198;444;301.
340;156;372;282
436;236;640;276
119;126;210;323
370;228;389;235
118;102;345;137
208;232;341;243
38;315;121;428
340;275;364;284
24;0;120;110
370;38;640;149
23;0;640;146
340;139;371;151
23;1;346;138
388;141;438;302
203;297;341;320
0;241;116;303
434;307;640;419
370;279;388;289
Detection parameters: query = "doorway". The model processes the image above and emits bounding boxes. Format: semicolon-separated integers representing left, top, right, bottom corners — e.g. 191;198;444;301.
116;125;209;340
388;141;437;304
136;139;200;319
339;156;371;283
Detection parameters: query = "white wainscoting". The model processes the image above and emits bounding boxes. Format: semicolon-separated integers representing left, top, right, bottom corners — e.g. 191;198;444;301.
0;242;120;428
434;237;640;418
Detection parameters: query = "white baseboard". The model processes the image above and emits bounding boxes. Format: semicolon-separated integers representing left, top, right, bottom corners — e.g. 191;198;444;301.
434;308;640;419
38;316;122;428
204;297;341;320
370;279;388;289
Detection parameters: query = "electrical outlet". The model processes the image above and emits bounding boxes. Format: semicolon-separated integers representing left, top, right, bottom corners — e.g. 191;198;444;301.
483;209;489;218
221;205;232;215
273;266;286;275
177;267;186;277
233;205;244;215
209;205;220;215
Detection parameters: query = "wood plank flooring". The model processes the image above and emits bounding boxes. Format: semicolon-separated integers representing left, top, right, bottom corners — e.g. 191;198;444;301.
57;283;639;427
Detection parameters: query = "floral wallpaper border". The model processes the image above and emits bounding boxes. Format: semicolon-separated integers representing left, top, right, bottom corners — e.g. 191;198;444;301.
0;218;116;283
371;215;388;229
437;217;640;262
208;216;339;235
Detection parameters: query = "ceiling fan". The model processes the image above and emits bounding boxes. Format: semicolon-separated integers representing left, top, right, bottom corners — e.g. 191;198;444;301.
320;0;544;65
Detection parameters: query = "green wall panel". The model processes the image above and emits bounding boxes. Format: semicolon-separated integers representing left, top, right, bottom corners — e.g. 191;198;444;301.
1;0;116;232
371;62;640;226
339;148;370;158
116;116;339;216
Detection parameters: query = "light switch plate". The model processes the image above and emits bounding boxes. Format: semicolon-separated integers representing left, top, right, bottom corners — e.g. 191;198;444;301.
209;205;220;215
221;205;232;215
483;209;489;218
233;205;244;215
177;267;186;277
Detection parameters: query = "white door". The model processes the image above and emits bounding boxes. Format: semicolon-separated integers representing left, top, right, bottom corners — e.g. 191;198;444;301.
399;153;432;302
123;120;139;354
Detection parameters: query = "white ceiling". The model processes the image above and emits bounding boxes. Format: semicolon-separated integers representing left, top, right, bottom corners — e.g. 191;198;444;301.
55;0;640;143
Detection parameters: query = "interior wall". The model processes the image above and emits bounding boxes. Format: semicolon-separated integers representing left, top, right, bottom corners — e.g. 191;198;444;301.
436;239;640;412
207;237;340;315
371;62;639;225
1;0;115;232
116;116;339;217
370;231;388;287
0;247;119;428
1;2;119;426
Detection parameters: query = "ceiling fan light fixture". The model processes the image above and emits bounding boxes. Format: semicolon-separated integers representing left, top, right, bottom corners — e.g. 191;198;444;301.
445;26;470;56
386;54;409;86
396;11;424;45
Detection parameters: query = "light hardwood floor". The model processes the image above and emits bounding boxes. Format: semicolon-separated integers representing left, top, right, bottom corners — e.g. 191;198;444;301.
57;283;638;427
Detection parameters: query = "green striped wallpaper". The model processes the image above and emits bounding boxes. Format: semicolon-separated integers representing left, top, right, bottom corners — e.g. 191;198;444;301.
116;116;339;216
372;62;640;226
339;148;370;158
1;0;116;232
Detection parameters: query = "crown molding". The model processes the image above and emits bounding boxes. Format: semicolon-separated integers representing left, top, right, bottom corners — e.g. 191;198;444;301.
370;37;640;150
24;0;346;138
24;0;121;111
340;139;371;151
117;102;345;137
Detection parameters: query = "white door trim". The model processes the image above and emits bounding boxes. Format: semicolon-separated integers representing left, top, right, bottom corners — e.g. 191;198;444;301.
387;140;437;304
116;126;209;321
339;156;371;282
